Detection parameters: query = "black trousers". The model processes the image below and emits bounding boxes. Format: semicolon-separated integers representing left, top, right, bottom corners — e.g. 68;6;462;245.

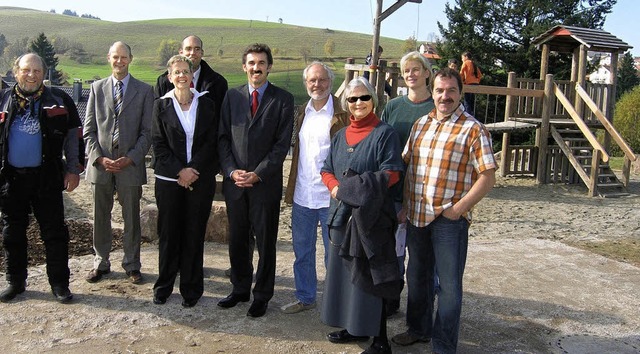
0;168;70;287
225;189;280;302
153;177;215;301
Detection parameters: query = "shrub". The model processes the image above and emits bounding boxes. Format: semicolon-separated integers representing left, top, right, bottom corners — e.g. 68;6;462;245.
611;85;640;155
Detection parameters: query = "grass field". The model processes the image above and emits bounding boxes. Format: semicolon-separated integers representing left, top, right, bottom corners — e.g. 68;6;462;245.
0;7;404;104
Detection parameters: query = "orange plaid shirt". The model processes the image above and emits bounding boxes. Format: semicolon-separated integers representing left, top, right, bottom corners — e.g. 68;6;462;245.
402;104;496;227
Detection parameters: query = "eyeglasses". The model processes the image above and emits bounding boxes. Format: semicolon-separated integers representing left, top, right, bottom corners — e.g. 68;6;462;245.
346;95;372;103
306;78;329;85
171;69;192;76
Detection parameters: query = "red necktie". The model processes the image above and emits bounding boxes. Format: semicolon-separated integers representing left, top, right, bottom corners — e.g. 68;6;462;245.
251;90;259;117
190;81;194;88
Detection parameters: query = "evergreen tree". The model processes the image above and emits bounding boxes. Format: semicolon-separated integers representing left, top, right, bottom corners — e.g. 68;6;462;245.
0;34;7;57
616;51;640;99
436;0;617;85
29;33;63;85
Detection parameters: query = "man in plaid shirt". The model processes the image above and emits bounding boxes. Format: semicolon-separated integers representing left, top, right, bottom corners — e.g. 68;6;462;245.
391;68;496;354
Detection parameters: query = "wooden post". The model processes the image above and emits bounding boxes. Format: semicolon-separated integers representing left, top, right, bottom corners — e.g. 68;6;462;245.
574;44;587;117
345;58;355;84
588;149;601;197
369;0;383;87
570;47;579;83
570;47;579;104
539;44;550;80
537;74;554;184
622;156;632;188
603;51;619;152
500;72;517;176
389;61;399;98
375;59;388;114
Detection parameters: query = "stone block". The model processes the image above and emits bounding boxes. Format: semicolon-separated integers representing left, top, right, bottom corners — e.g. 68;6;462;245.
140;204;158;241
206;201;228;243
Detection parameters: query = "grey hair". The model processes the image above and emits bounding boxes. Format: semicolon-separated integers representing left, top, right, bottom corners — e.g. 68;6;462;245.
400;51;432;73
166;55;193;72
302;61;335;86
341;77;378;111
13;53;47;77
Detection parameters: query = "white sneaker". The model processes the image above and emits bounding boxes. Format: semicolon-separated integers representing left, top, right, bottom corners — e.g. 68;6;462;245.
280;301;316;314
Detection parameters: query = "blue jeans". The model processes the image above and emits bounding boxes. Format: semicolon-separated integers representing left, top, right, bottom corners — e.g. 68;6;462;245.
291;202;329;304
406;216;469;354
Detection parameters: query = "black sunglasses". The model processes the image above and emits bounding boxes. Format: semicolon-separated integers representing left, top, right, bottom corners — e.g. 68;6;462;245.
346;95;372;103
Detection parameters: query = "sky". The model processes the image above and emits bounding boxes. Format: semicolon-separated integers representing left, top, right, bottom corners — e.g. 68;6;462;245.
0;0;637;56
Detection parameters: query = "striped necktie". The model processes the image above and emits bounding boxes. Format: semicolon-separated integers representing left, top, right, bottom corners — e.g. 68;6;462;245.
113;80;123;151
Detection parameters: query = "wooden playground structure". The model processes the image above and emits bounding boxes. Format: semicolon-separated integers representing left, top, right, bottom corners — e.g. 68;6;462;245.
341;25;636;197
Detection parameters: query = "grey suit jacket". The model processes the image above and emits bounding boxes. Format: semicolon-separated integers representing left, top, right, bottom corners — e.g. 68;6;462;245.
83;75;154;186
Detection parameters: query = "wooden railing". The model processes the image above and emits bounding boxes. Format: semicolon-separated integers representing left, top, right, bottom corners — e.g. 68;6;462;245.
463;84;543;124
553;84;609;162
502;145;537;175
574;83;637;186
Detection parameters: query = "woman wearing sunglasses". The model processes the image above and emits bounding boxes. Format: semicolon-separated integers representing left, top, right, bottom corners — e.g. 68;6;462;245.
320;77;404;354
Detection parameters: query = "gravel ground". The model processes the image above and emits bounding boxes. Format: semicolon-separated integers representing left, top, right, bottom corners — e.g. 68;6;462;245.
0;159;639;353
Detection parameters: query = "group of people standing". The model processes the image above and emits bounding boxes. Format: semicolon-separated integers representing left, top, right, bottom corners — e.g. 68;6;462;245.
282;50;495;354
0;36;496;354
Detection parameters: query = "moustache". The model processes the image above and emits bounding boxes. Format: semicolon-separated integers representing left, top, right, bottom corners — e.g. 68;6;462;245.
252;70;263;75
438;99;455;104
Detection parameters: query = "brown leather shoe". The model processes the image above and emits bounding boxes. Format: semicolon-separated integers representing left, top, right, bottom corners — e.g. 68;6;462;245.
126;270;143;284
85;268;110;283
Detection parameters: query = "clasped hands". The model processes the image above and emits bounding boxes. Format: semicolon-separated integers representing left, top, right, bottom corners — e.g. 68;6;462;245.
177;167;199;190
99;156;133;173
231;169;259;188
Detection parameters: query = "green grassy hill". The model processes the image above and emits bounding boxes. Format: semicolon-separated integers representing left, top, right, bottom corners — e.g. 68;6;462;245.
0;7;405;104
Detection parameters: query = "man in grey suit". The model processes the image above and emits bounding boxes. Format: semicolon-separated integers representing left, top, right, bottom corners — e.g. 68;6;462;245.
217;43;294;318
83;41;154;284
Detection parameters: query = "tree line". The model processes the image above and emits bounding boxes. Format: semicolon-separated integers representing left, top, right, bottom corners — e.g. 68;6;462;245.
49;9;101;20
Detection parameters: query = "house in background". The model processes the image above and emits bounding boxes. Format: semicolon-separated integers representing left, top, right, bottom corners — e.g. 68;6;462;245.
588;52;640;84
418;42;441;69
587;53;612;84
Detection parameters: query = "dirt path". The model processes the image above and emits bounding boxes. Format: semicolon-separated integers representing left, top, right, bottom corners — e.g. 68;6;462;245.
0;161;639;353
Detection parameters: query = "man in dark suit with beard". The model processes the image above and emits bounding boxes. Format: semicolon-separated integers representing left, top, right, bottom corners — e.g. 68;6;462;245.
217;43;294;318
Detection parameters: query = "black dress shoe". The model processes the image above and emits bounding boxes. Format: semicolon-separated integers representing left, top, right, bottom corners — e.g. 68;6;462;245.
0;282;26;303
51;286;73;303
153;296;166;305
217;293;250;308
182;298;198;308
362;341;392;354
247;300;268;317
86;268;110;283
327;329;369;344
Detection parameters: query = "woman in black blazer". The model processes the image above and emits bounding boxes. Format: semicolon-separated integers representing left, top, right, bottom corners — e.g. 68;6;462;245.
151;55;219;307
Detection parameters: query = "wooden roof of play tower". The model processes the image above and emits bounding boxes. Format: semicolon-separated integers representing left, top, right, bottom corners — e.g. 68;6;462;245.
532;25;633;88
532;25;632;53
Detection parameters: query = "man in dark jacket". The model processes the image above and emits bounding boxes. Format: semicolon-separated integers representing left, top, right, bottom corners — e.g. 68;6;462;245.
0;53;82;303
154;35;228;116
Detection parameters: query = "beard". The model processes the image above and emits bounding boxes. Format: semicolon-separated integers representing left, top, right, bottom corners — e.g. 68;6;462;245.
308;89;330;102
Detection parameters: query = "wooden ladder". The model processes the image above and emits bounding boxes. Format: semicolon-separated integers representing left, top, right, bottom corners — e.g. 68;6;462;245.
550;126;628;197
